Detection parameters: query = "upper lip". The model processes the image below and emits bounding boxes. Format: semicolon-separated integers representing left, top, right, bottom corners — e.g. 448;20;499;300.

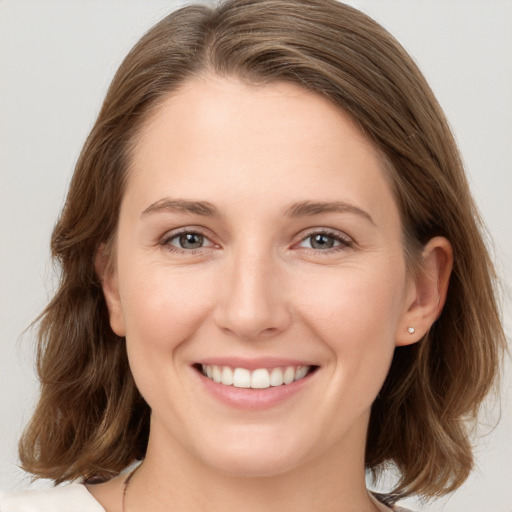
195;357;318;370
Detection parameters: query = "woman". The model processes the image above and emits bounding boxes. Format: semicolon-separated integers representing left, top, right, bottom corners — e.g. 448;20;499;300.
0;1;505;511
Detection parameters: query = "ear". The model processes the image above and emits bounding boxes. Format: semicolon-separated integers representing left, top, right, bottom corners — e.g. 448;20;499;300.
95;243;126;337
396;236;453;347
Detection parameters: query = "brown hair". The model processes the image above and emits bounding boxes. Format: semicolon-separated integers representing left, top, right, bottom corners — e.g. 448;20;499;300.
19;0;505;501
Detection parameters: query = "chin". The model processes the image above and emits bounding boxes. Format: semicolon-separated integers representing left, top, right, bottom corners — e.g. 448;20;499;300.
204;451;304;479
193;428;310;478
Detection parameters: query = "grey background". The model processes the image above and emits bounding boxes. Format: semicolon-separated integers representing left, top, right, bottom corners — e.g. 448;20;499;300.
1;1;511;510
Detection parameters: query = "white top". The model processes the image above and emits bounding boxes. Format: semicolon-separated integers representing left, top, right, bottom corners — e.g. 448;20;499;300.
0;484;414;511
0;483;105;512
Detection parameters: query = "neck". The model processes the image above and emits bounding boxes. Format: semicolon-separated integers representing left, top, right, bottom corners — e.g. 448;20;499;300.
125;419;382;512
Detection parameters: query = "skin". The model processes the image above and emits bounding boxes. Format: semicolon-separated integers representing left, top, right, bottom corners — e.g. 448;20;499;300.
92;75;452;512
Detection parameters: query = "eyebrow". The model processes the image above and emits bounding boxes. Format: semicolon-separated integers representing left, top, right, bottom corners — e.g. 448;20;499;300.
141;197;374;225
284;200;375;225
141;198;220;218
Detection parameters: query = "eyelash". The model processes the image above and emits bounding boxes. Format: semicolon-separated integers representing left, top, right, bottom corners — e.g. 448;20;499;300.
295;228;354;254
160;228;216;254
159;227;354;255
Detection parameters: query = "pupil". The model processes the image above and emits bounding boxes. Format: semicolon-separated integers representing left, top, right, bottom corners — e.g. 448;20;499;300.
179;233;203;249
311;234;334;249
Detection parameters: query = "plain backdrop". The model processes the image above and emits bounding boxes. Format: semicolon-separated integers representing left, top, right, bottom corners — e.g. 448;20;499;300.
1;1;511;511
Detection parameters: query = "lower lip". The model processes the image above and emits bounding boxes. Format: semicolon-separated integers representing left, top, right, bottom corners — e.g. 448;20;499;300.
195;369;316;410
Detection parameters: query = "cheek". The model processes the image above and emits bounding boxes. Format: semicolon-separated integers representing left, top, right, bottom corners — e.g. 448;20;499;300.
118;262;220;412
294;259;405;373
119;260;216;355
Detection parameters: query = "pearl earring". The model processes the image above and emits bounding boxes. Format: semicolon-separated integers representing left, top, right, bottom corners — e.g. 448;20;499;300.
407;327;415;334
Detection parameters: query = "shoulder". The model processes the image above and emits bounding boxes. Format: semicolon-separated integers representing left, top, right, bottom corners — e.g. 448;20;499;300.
371;492;416;512
0;483;105;512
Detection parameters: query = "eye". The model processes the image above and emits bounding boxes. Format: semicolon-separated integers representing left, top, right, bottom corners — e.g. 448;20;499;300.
302;233;339;250
297;230;353;252
162;230;215;252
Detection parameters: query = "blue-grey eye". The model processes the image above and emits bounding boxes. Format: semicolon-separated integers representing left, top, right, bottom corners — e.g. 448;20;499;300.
301;233;340;250
311;234;335;249
173;232;205;249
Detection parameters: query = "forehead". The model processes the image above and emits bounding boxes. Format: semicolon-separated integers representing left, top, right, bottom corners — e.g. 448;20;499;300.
125;75;399;228
133;75;375;159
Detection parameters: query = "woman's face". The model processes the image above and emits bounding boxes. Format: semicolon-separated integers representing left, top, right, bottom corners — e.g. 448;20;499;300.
103;76;418;477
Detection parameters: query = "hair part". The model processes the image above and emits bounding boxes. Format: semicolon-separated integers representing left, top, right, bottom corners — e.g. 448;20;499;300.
19;0;505;501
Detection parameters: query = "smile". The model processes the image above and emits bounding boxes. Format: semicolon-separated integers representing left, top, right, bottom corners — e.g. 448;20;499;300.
200;364;313;389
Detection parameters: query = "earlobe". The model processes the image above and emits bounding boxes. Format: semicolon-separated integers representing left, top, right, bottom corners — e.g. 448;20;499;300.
95;243;126;337
396;236;453;346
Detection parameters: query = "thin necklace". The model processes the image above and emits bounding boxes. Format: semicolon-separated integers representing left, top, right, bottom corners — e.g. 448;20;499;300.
122;464;141;512
122;465;388;512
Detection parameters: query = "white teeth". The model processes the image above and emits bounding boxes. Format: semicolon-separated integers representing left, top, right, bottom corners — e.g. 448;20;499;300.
283;366;295;384
221;366;233;385
251;368;270;389
212;365;222;383
270;367;284;386
201;364;312;389
232;368;251;388
295;366;309;381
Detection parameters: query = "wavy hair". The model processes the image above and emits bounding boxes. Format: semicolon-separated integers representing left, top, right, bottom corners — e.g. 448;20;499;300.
19;0;505;501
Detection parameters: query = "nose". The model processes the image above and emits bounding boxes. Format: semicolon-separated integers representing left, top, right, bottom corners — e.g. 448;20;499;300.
213;247;291;341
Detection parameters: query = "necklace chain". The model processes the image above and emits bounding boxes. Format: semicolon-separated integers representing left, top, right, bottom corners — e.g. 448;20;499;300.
122;464;141;512
121;464;387;512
